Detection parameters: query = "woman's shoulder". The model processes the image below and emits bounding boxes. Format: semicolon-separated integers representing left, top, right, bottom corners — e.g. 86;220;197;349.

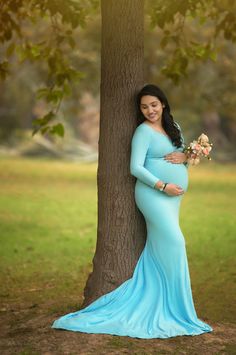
133;122;153;135
131;122;153;143
132;123;153;145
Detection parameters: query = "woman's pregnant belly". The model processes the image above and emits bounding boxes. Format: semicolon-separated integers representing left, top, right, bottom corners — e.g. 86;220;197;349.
145;157;189;191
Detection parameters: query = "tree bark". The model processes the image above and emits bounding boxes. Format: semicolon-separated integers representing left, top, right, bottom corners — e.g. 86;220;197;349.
82;0;145;307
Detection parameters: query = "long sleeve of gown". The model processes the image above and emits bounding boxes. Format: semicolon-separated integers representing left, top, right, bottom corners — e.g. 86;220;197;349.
130;126;160;188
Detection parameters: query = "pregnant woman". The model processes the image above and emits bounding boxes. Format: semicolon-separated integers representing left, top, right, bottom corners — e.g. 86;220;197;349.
51;84;213;338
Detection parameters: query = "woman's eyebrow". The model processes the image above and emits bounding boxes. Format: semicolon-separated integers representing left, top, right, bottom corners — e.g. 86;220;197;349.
141;101;158;106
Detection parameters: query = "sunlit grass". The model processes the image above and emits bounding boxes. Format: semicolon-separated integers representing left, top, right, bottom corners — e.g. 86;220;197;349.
180;161;236;324
0;157;97;313
0;156;235;323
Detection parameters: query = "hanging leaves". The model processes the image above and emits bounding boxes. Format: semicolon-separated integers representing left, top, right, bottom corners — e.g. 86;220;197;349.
148;0;236;84
0;0;98;137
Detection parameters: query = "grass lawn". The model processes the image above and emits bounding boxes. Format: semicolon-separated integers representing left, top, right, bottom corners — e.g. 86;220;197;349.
0;157;98;314
0;156;235;354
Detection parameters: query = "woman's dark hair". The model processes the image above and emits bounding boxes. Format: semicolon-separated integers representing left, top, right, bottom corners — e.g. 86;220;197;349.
136;84;182;148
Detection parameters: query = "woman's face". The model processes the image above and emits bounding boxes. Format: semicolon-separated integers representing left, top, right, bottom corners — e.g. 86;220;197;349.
140;95;164;123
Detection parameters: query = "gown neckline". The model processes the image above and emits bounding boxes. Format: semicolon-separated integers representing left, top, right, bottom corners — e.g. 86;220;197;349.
142;122;170;139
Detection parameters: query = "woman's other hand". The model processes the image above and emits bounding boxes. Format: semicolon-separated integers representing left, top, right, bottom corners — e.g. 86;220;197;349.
164;152;187;164
164;183;184;196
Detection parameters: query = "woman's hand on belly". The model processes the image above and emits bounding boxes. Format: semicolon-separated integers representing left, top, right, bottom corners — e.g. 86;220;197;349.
164;152;187;164
163;183;185;196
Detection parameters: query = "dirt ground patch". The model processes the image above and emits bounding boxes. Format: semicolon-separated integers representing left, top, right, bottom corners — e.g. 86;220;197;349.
0;302;235;355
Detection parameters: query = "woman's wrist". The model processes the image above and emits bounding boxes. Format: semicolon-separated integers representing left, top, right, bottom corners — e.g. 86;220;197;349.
155;181;168;192
155;180;164;190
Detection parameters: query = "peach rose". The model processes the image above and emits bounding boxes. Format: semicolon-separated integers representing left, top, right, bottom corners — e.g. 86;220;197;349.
190;142;202;153
202;147;212;155
198;133;209;145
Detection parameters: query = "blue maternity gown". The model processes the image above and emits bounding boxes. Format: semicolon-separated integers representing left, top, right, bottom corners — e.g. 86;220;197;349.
51;122;213;338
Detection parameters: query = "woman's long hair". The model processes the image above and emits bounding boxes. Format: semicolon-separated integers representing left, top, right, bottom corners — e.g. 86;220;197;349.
136;84;182;148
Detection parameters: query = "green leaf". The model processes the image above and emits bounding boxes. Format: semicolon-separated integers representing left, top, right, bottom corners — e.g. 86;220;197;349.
36;88;50;100
36;88;64;104
30;44;41;58
32;111;55;127
32;127;39;137
50;123;65;137
55;73;67;86
160;36;169;49
209;50;217;61
0;61;10;80
195;45;206;58
6;42;15;58
47;89;64;104
16;45;28;62
63;82;72;96
41;126;51;134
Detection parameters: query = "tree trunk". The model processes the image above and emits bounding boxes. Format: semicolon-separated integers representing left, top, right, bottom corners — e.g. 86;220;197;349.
82;0;145;307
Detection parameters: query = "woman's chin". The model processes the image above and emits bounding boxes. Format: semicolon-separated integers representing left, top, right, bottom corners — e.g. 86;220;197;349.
146;116;160;123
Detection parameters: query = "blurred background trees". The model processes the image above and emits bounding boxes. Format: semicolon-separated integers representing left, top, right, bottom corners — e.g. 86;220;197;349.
0;0;235;161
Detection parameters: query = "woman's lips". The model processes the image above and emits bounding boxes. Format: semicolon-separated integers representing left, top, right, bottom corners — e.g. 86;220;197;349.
148;113;156;119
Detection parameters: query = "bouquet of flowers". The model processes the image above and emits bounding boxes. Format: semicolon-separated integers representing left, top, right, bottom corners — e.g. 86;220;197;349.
184;133;213;166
